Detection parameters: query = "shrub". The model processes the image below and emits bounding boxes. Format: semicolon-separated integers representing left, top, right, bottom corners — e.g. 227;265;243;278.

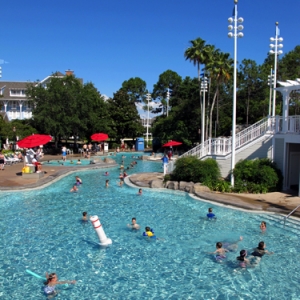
171;156;221;184
163;174;171;184
233;158;283;193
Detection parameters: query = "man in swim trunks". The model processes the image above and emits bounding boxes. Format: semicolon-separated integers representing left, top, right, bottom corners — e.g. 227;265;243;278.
127;217;140;230
251;241;273;257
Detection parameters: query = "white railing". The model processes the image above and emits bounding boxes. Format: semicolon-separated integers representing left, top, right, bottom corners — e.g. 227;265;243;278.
181;117;270;159
168;115;300;173
284;204;300;227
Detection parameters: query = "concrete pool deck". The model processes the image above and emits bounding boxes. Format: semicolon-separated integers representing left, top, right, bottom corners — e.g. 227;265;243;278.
0;154;300;218
0;154;117;190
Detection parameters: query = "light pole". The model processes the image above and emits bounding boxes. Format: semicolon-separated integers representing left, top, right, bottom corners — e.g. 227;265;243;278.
269;22;283;117
228;0;244;187
267;68;274;116
166;88;170;117
12;126;16;151
200;77;208;145
146;93;151;147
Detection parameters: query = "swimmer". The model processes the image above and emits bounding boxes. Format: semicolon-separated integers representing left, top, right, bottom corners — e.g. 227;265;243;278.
75;176;82;184
76;159;81;165
143;226;155;237
104;171;109;176
82;212;88;221
119;173;124;179
119;180;124;187
123;171;128;178
138;188;142;195
260;221;267;231
236;249;250;268
127;217;140;230
70;160;74;164
210;242;228;261
251;241;274;257
105;179;109;188
70;185;78;192
44;272;76;298
207;207;216;219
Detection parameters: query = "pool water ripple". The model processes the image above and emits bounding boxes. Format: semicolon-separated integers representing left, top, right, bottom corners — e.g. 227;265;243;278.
0;153;300;299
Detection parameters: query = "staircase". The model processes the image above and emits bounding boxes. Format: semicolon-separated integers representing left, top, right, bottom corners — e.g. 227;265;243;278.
181;117;270;159
167;117;272;176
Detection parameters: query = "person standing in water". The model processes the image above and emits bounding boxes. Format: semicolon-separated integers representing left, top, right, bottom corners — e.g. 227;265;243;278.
127;217;140;230
260;221;267;232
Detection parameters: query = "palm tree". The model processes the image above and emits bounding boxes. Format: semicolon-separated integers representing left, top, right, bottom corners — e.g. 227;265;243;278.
185;38;209;109
206;50;233;138
184;38;214;140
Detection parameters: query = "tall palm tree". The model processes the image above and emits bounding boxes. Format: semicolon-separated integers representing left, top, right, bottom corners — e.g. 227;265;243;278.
184;38;214;140
206;50;233;138
184;38;208;110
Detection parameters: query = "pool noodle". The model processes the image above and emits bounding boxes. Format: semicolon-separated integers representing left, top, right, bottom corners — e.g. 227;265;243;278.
26;269;46;280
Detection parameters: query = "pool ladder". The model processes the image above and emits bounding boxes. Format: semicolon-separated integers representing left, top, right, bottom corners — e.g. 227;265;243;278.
284;204;300;227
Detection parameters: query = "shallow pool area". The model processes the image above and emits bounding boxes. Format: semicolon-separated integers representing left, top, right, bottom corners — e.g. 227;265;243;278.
0;153;300;299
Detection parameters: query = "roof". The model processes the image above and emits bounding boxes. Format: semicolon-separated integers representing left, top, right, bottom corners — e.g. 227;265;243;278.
0;81;33;101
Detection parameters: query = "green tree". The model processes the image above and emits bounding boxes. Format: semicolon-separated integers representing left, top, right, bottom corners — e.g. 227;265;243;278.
152;70;182;115
184;38;210;112
206;50;233;138
238;59;263;126
26;74;110;149
121;77;147;103
107;89;144;141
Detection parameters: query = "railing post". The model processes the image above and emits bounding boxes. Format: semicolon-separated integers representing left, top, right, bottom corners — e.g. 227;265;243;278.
275;115;280;133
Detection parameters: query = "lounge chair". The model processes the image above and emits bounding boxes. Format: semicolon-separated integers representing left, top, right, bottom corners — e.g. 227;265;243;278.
4;156;13;166
9;154;21;163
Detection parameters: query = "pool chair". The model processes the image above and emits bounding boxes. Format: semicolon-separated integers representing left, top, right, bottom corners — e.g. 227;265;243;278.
9;154;21;163
4;155;18;164
4;156;13;166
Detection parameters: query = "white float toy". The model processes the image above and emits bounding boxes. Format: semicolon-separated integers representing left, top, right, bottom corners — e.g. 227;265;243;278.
90;215;112;246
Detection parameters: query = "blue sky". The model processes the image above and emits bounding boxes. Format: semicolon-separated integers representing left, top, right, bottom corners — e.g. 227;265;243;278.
1;0;299;101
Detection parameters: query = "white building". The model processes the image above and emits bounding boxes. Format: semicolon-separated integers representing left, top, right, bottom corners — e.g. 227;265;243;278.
0;70;75;121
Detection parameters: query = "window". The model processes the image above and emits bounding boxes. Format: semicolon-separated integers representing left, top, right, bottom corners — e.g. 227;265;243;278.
10;89;26;97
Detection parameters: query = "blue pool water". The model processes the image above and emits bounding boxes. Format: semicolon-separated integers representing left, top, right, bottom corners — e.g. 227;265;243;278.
0;153;300;299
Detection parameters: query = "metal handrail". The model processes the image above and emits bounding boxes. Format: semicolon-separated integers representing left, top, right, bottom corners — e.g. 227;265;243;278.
284;204;300;227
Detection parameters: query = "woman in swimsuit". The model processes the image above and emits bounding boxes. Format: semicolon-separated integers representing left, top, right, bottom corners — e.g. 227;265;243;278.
44;272;76;298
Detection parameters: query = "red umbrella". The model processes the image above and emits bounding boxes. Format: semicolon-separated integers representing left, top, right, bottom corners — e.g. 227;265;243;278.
91;133;109;141
162;140;182;147
17;134;52;148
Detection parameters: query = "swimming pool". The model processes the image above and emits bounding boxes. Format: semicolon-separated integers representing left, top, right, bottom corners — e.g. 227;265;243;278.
0;153;300;299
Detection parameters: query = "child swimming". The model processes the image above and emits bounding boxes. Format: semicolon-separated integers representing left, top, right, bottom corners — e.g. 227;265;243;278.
236;249;250;268
82;212;88;221
260;221;267;231
44;272;76;298
210;242;229;261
